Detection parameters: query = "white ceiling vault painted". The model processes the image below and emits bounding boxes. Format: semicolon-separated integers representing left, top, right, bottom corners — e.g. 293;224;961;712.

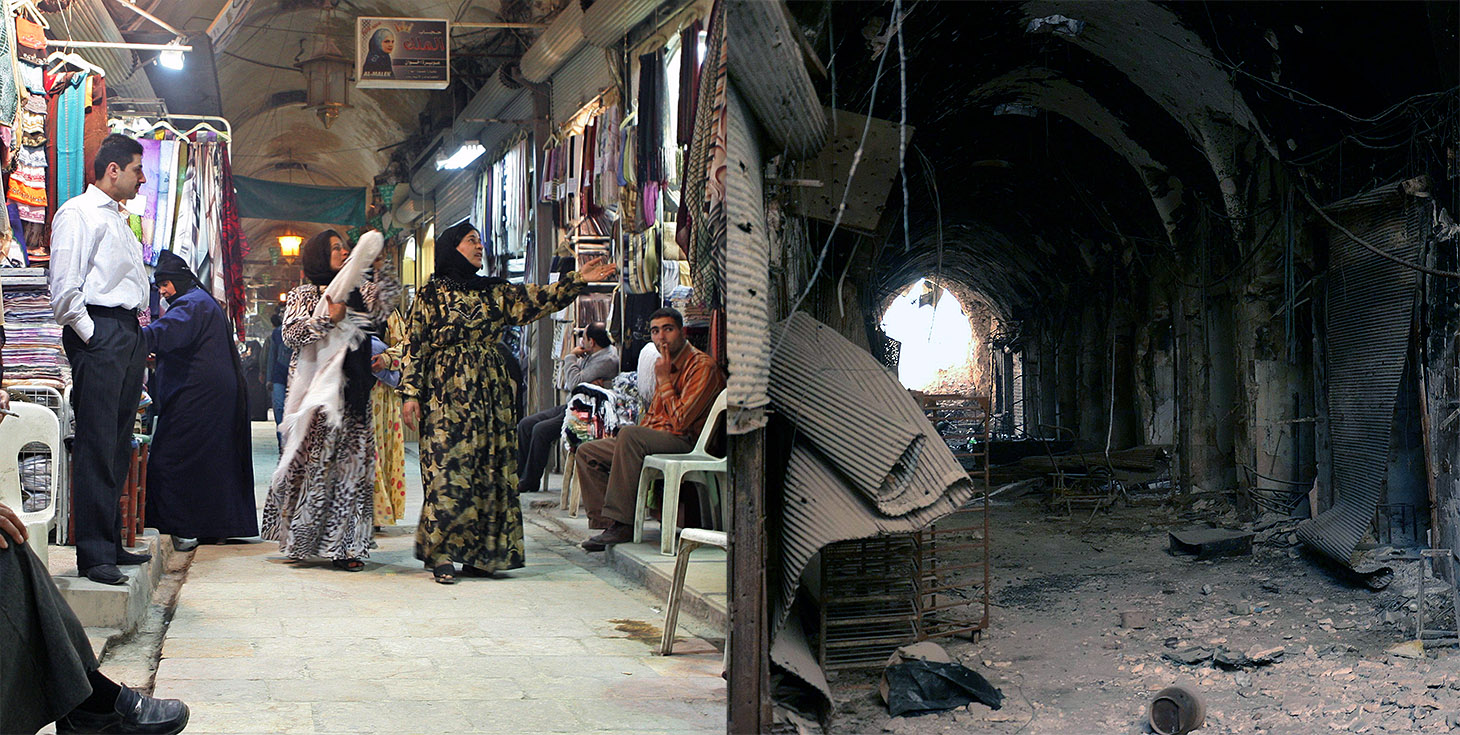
108;0;528;252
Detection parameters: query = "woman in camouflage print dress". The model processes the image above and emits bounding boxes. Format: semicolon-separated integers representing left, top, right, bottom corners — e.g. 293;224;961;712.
401;222;615;583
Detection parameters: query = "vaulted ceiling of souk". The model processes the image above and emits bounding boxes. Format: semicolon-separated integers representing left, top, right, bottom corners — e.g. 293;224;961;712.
88;0;568;267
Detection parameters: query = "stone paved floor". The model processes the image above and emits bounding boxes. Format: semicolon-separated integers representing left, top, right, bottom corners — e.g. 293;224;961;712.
147;423;725;734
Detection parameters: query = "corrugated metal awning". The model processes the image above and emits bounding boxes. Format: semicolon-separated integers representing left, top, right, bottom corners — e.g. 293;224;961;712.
726;0;825;159
1296;183;1429;586
520;0;586;84
45;0;157;102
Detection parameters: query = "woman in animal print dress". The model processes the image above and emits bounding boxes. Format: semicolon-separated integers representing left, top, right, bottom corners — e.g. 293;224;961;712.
263;230;400;570
401;221;615;584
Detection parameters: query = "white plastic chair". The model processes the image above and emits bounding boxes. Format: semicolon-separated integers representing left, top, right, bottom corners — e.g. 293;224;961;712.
633;391;727;555
660;527;728;656
0;402;61;565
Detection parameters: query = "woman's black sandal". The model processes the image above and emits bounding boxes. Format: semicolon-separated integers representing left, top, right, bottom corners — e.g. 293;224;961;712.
332;558;365;572
432;563;458;584
459;565;496;578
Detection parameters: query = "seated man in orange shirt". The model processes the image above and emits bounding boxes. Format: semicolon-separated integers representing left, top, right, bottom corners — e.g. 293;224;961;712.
576;308;724;551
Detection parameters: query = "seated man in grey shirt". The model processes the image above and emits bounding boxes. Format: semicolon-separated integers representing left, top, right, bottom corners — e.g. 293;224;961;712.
516;324;619;493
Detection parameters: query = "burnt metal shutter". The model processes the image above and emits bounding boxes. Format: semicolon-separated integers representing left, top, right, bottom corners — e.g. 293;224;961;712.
1297;185;1429;582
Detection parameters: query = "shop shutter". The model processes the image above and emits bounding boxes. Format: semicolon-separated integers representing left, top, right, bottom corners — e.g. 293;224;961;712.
434;169;477;229
521;0;586;83
551;47;614;124
1296;185;1429;582
581;0;665;48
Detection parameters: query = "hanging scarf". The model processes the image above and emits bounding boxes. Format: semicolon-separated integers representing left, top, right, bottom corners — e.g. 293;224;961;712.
273;231;385;480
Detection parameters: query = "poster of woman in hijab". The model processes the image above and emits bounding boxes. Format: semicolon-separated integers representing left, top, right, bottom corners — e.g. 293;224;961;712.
356;17;450;90
361;28;396;78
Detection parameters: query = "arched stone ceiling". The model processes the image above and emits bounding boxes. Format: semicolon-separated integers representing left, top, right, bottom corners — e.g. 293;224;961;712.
791;0;1456;322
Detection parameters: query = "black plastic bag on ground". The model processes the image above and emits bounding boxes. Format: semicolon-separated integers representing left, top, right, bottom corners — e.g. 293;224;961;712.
884;659;1005;717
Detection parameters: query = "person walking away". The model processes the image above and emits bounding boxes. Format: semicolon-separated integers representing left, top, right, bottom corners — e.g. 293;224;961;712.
370;308;407;527
49;133;151;585
516;323;619;494
576;307;724;549
400;221;616;583
142;251;257;552
262;230;398;571
265;308;291;449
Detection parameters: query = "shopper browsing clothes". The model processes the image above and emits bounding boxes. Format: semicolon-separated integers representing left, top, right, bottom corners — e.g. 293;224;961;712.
48;134;151;586
516;323;619;495
263;230;399;571
142;252;257;552
400;221;616;584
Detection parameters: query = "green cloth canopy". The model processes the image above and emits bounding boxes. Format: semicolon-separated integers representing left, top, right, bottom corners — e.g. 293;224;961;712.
233;176;367;226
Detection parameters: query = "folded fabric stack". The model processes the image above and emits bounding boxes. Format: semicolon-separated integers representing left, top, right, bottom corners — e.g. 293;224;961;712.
2;271;69;391
2;286;52;321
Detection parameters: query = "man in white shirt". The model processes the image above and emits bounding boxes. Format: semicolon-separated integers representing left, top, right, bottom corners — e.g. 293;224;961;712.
49;134;150;586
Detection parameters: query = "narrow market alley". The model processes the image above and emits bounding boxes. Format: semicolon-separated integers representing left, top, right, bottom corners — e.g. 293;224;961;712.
5;1;1460;734
145;423;725;735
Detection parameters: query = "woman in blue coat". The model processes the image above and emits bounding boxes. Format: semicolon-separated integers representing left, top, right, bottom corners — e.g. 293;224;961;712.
142;251;257;550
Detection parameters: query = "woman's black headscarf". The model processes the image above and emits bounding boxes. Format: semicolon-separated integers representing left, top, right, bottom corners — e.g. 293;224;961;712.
299;229;374;416
153;250;198;295
301;229;341;287
433;221;506;291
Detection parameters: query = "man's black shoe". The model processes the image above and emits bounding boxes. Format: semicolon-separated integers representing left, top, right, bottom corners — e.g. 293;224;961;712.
82;565;127;586
56;684;189;734
116;550;152;566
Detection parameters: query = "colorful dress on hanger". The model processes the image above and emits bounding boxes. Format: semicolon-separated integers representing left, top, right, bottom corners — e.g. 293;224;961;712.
401;274;586;572
370;310;407;526
262;273;400;560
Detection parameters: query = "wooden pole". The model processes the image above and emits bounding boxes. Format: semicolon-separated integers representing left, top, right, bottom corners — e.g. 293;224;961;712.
728;428;770;732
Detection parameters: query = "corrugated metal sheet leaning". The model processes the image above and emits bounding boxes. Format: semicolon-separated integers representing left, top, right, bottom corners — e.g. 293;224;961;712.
769;313;970;516
1296;184;1429;587
765;312;977;713
726;0;827;159
725;80;771;433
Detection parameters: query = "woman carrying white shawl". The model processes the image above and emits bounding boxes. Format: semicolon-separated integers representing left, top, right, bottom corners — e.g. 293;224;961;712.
262;229;399;570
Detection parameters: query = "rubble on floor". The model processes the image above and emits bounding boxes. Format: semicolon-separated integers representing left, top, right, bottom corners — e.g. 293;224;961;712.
826;490;1460;734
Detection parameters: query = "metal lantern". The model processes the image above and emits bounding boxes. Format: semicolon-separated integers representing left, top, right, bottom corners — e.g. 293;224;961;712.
296;33;352;128
277;234;302;262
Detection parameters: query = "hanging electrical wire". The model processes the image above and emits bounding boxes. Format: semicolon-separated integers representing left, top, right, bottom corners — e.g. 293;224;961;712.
1296;184;1460;278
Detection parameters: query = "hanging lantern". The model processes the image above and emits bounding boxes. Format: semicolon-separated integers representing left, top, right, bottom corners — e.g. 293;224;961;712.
296;31;352;128
278;233;302;262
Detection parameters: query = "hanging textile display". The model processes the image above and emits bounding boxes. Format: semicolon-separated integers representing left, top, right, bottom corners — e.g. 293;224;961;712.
0;8;18;129
677;21;703;147
217;142;248;339
52;71;87;208
636;49;666;229
682;0;726;309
